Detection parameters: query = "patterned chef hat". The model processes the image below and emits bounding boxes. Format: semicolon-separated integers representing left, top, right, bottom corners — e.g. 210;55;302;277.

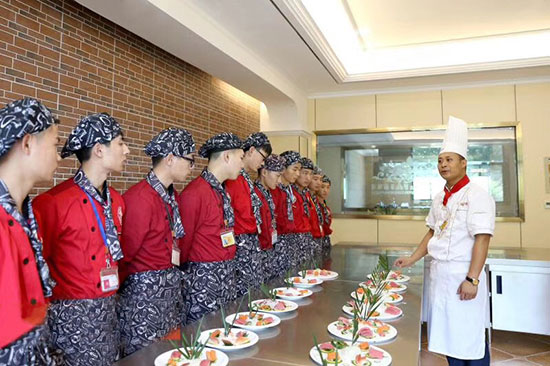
0;97;57;158
299;157;314;170
61;112;122;158
280;150;301;167
263;154;285;172
242;132;271;151
198;132;243;158
313;166;323;176
145;127;196;158
322;175;331;184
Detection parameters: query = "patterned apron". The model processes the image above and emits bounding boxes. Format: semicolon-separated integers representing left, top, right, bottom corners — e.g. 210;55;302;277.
117;267;184;357
48;296;119;366
234;233;263;297
182;260;235;323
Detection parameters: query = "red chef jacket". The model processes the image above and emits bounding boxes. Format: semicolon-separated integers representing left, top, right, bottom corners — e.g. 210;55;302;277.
271;186;295;235
321;201;333;236
0;209;47;347
306;192;323;239
291;186;311;234
119;180;177;282
33;179;124;300
178;176;236;263
254;185;274;250
225;174;258;235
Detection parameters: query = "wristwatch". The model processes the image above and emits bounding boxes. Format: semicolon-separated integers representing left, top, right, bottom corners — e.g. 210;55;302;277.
466;276;479;286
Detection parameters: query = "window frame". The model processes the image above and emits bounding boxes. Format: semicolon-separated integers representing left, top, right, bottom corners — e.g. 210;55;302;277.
315;121;524;223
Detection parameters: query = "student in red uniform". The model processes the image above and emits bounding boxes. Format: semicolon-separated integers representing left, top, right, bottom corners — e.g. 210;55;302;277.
118;128;196;356
254;154;285;282
178;133;243;323
0;98;60;365
307;165;325;266
225;132;271;296
33;113;130;366
319;175;333;261
292;157;316;268
271;151;301;275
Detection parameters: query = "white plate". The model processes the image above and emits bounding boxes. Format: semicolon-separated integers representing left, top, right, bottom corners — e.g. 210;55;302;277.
360;280;408;294
250;299;299;313
288;276;324;288
342;301;403;321
367;270;411;283
154;347;229;366
225;312;281;331
199;328;259;351
350;290;403;304
299;269;339;281
274;287;313;301
327;317;397;344
309;341;392;366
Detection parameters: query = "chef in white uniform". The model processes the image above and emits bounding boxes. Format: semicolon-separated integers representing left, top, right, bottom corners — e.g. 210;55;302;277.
395;116;495;365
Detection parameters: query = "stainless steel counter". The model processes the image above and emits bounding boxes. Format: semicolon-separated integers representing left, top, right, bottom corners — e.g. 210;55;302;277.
115;245;424;366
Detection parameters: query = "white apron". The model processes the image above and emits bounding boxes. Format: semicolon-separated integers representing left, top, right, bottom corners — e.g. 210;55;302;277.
425;183;494;360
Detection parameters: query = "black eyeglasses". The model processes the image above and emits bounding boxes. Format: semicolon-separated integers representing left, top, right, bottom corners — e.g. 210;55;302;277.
181;156;195;168
257;149;268;161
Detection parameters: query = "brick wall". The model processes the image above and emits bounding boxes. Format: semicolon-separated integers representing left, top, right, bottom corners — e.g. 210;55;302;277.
0;0;261;194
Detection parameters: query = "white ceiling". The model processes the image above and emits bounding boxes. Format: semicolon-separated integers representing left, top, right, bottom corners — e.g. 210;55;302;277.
346;0;550;48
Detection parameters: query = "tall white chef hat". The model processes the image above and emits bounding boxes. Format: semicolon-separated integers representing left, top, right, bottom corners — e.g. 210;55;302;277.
439;116;468;160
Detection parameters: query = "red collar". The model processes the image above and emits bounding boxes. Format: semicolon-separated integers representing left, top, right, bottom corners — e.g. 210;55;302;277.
443;175;470;206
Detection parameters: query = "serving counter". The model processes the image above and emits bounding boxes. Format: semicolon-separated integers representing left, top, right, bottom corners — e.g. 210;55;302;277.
115;245;425;366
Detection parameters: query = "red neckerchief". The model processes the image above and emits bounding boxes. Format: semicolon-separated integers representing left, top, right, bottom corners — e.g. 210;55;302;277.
443;175;470;206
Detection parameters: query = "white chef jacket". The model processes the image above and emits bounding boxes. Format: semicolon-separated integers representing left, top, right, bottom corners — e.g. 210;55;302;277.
425;181;495;359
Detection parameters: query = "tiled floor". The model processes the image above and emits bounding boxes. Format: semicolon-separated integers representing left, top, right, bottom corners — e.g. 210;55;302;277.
421;325;550;366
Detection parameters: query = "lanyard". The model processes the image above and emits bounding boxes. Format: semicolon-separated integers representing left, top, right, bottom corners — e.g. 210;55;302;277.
82;190;111;267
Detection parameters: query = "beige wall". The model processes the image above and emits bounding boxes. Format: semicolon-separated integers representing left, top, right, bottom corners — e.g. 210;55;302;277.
315;82;550;249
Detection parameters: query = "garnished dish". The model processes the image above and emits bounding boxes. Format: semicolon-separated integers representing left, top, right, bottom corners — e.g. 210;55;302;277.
274;287;313;301
299;268;339;281
351;288;403;304
198;328;259;351
327;317;397;344
224;312;280;331
360;279;407;294
367;270;410;283
310;340;392;366
155;348;229;366
250;299;298;313
343;301;403;321
288;276;323;288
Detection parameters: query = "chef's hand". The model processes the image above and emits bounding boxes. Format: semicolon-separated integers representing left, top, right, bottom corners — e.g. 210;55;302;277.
457;280;478;300
394;257;415;268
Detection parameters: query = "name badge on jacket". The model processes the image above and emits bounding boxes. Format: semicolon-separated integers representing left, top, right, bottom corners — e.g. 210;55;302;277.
221;229;236;248
100;267;119;292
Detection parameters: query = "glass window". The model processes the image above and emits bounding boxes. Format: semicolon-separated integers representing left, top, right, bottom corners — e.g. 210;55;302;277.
317;125;520;218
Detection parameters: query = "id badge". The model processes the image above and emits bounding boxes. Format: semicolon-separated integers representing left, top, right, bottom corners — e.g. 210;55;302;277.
271;229;278;244
171;246;181;266
319;225;324;235
100;267;119;292
221;229;236;248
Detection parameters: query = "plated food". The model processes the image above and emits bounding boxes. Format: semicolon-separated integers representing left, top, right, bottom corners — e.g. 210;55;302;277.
250;299;298;313
155;348;229;366
359;279;407;294
310;340;392;366
367;270;410;283
225;312;281;331
274;287;313;301
198;328;259;351
288;276;323;288
350;288;403;304
299;269;339;281
342;301;403;321
327;317;397;344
